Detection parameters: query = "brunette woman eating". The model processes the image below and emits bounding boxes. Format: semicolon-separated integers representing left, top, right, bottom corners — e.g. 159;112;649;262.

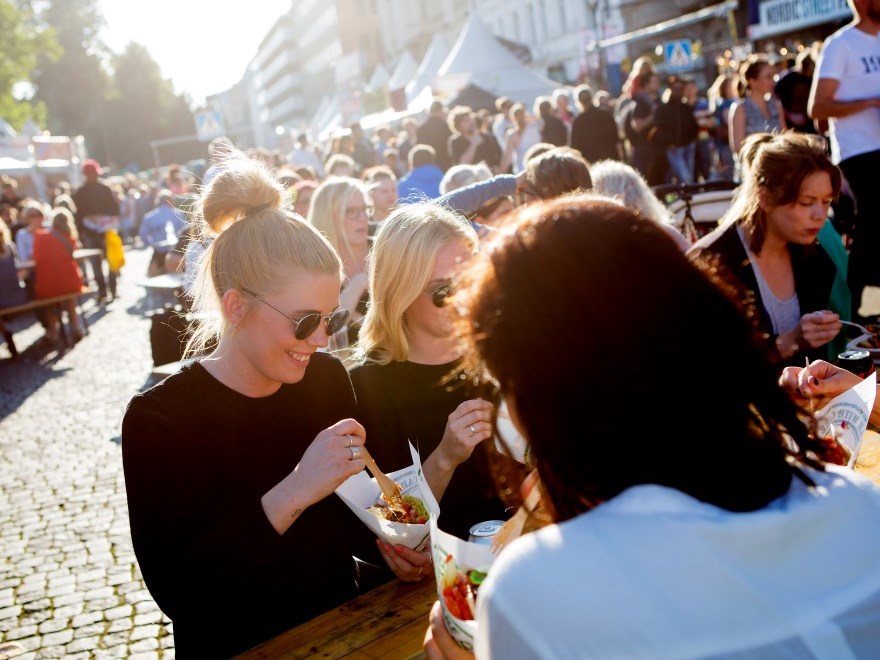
425;196;880;658
350;204;511;540
122;155;427;659
689;132;842;366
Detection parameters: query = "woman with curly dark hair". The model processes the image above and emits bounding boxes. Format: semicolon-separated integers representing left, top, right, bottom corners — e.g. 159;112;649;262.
424;195;880;659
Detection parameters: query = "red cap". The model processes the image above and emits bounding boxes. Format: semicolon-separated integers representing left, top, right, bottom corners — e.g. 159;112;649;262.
82;159;102;176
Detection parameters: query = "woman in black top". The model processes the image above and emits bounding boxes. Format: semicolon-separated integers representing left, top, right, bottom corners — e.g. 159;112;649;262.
350;203;509;540
122;155;428;658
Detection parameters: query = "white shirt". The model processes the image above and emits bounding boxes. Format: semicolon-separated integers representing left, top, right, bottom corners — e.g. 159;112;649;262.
476;467;880;659
815;24;880;163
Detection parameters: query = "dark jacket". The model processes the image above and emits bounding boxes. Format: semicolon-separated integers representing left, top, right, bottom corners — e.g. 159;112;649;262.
571;106;620;163
689;222;836;366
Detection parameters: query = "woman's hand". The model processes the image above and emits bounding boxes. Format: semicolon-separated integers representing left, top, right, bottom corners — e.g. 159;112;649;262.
780;359;862;407
376;541;433;582
261;419;366;534
799;310;842;349
424;600;476;660
436;399;495;470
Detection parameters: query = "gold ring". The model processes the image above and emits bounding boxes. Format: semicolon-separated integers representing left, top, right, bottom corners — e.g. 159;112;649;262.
349;445;361;460
418;566;423;577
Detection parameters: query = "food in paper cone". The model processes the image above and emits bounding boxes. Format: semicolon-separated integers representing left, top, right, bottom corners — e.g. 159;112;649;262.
368;493;430;524
440;554;487;621
819;421;854;466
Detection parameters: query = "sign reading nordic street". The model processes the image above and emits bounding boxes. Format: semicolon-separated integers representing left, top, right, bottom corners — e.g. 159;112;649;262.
195;110;226;142
749;0;851;39
664;40;693;73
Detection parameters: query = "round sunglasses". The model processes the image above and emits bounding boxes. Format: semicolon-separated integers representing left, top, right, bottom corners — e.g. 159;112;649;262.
425;281;452;308
242;288;349;340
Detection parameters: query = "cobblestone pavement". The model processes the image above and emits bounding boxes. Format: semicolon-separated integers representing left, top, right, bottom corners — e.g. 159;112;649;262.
1;246;175;659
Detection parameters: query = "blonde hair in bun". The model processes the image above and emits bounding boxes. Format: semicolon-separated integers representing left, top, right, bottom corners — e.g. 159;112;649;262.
186;153;343;356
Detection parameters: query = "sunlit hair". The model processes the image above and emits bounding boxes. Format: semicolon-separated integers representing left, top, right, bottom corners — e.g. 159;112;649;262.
186;154;342;356
523;142;555;165
362;165;396;184
357;202;478;365
53;193;77;216
440;163;492;195
447;105;474;133
708;73;736;111
325;154;355;177
590;160;673;226
453;196;832;522
51;207;78;241
738;56;773;96
523;147;592;199
0;219;11;257
307;177;368;270
20;202;45;223
722;131;841;253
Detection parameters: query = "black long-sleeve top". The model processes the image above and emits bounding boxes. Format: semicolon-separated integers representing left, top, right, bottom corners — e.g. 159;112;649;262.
122;355;381;658
349;359;509;540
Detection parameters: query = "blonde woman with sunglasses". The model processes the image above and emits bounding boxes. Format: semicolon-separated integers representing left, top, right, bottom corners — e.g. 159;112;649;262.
122;155;428;659
350;203;512;540
307;177;373;341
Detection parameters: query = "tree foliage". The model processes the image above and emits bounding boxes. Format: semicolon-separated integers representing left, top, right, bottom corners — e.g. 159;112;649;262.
31;0;195;170
0;0;57;129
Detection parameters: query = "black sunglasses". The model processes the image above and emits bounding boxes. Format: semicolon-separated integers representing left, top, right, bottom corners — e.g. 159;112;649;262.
425;281;452;308
242;288;349;340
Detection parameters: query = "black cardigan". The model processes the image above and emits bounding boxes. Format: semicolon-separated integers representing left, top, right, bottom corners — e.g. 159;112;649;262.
689;222;836;366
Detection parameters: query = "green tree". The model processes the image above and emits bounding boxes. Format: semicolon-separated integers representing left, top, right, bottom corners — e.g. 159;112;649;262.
32;0;111;161
0;0;56;129
104;42;194;169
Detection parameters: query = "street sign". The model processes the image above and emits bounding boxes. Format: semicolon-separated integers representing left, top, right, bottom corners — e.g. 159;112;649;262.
194;110;226;142
664;39;693;73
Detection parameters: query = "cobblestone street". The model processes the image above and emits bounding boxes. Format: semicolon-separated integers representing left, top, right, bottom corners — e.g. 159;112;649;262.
1;246;175;659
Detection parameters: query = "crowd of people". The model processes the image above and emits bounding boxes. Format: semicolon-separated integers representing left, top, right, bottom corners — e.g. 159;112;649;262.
4;1;880;657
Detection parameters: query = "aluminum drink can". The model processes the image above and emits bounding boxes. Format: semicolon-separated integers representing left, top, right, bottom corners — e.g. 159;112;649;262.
468;520;505;545
837;350;874;380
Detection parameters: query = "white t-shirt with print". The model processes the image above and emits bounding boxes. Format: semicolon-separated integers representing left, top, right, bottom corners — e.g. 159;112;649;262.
815;24;880;163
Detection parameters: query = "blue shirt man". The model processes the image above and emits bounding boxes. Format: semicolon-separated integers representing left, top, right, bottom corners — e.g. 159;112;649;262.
397;144;444;203
139;191;184;254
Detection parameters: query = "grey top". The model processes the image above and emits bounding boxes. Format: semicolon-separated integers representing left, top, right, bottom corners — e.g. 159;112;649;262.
738;226;800;335
743;96;782;137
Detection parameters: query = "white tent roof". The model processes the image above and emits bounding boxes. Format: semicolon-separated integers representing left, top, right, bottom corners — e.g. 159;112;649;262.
367;64;390;92
436;11;557;105
388;51;418;91
405;33;450;103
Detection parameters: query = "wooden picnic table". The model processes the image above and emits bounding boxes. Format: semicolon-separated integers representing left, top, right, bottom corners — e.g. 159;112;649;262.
234;430;880;660
855;429;880;485
15;247;105;272
138;272;184;291
235;578;435;660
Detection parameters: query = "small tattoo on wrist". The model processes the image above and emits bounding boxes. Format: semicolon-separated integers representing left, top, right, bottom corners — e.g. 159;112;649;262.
291;508;303;520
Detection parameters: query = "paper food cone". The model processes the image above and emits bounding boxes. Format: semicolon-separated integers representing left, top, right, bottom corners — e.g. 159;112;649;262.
335;442;440;549
429;516;497;650
816;372;877;468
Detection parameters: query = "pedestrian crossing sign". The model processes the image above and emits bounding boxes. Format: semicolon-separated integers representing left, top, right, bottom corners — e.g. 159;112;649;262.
664;39;693;73
195;110;226;142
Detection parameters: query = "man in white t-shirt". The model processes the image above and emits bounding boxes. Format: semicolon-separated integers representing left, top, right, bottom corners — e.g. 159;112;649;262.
810;0;880;319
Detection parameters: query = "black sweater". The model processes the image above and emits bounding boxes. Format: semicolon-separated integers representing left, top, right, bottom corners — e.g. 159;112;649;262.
122;355;380;658
349;360;508;540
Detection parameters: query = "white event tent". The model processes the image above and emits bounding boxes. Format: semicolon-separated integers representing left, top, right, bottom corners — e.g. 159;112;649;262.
405;34;450;104
434;11;557;106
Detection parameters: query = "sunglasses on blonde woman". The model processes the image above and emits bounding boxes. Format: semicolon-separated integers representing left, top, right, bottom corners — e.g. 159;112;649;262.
424;281;452;308
242;288;349;340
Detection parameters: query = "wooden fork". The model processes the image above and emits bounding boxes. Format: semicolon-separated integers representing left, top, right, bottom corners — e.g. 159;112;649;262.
359;445;403;505
490;479;543;554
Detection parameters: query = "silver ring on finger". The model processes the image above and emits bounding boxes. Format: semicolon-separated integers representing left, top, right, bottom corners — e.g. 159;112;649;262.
468;424;477;436
424;550;433;564
349;445;361;460
345;433;353;448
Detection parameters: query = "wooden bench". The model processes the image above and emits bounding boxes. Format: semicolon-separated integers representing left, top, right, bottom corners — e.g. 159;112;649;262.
0;288;93;355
